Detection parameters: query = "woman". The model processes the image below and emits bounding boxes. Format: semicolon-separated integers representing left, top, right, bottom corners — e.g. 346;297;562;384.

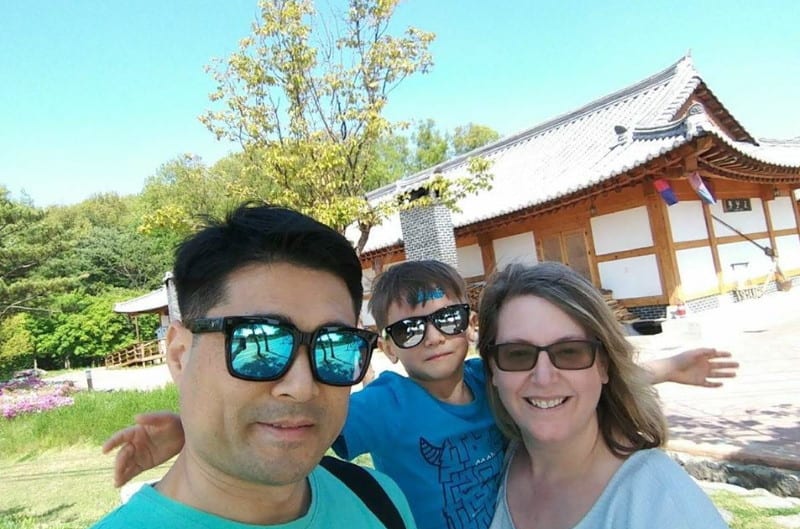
477;262;728;529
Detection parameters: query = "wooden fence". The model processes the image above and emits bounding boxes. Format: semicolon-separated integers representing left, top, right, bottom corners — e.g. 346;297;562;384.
105;340;164;368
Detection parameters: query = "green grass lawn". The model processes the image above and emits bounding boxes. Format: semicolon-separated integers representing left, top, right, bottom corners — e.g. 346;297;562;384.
2;384;798;528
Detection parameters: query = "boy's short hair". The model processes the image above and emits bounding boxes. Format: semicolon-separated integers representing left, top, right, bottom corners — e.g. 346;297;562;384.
368;260;467;330
173;202;363;321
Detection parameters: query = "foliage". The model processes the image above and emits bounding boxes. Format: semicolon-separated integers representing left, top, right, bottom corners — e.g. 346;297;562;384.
137;154;240;242
0;313;35;380
70;226;172;293
200;0;444;253
452;123;501;155
396;156;494;213
29;290;158;370
0;188;75;322
410;118;449;171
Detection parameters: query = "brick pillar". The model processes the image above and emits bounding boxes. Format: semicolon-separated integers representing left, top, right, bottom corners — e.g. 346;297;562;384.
399;202;458;268
163;271;181;322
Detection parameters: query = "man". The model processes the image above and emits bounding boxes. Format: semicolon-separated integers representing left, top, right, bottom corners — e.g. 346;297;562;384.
91;203;415;528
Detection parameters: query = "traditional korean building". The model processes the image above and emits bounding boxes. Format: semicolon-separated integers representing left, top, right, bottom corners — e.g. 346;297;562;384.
354;56;800;322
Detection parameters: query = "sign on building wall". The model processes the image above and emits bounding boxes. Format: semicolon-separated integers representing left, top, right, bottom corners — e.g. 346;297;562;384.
722;198;752;212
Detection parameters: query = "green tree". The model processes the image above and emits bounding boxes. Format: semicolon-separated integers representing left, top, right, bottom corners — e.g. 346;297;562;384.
410;119;449;171
30;290;157;369
0;313;35;379
200;0;493;254
0;188;74;321
137;154;239;242
452;123;500;155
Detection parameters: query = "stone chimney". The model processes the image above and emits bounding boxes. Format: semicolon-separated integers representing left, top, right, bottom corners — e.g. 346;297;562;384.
398;191;458;268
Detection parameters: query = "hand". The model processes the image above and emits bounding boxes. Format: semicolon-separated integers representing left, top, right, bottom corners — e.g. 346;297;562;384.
102;411;185;487
665;348;739;388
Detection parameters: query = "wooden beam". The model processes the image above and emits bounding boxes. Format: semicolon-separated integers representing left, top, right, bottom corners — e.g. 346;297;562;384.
760;185;779;259
477;234;496;277
701;199;724;293
792;190;800;241
644;180;681;304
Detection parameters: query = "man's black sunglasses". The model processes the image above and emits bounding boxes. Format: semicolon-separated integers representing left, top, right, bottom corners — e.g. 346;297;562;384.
382;303;471;349
184;316;377;387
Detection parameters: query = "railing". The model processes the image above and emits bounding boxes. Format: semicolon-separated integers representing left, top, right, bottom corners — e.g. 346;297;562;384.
105;340;164;368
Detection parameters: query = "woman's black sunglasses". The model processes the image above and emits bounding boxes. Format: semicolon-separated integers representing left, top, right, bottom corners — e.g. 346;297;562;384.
487;339;600;371
382;303;471;349
184;316;377;386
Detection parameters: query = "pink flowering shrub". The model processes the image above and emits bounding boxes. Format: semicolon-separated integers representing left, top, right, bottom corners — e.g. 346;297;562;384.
0;374;77;419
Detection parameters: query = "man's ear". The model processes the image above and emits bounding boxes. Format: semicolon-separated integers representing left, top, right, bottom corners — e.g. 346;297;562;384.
378;336;399;364
166;321;193;384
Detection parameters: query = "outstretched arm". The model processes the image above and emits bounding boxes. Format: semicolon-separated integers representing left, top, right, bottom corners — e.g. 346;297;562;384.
643;348;739;387
102;411;185;487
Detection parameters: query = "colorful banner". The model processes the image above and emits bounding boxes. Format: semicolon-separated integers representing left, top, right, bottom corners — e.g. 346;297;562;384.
688;171;716;205
653;178;679;206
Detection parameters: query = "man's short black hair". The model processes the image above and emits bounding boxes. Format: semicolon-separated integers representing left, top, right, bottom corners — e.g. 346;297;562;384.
173;203;363;321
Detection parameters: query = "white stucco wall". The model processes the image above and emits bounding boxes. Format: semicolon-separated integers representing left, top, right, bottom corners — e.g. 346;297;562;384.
776;234;800;270
717;239;773;282
710;199;767;236
493;232;538;269
675;246;718;295
668;200;709;242
597;254;662;299
768;197;797;231
591;207;653;255
457;244;484;277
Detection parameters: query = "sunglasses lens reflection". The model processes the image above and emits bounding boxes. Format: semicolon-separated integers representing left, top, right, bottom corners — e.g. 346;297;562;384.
313;331;372;385
386;304;469;349
228;322;371;385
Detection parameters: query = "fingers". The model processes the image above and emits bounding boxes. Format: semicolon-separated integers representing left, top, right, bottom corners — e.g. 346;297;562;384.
102;427;136;454
702;380;724;388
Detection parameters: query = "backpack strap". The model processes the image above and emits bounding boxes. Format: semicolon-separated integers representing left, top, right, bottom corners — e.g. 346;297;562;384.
319;456;406;529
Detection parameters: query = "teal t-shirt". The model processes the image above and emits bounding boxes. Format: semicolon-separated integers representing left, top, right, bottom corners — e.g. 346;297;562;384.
90;464;416;529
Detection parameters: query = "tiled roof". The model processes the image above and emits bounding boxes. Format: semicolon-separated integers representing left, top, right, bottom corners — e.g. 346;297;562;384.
356;56;800;254
113;287;168;315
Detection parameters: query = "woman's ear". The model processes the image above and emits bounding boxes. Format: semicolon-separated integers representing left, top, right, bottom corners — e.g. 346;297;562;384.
598;349;610;384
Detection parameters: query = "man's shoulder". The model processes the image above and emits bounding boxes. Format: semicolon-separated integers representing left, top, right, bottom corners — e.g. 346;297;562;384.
313;463;416;528
88;486;162;528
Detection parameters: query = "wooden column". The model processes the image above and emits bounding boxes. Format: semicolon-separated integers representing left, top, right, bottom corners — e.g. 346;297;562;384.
760;185;779;258
791;189;800;240
701;201;724;293
644;180;680;304
477;234;496;277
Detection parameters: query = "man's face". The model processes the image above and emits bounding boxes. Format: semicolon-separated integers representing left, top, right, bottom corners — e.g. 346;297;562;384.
168;262;354;487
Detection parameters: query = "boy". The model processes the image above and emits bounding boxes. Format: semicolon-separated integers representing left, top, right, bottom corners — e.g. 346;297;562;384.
104;260;737;529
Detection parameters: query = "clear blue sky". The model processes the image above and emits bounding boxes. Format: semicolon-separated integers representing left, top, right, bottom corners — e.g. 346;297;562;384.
2;0;798;207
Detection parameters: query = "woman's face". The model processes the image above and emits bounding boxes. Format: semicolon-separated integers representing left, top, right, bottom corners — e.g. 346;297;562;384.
490;295;608;446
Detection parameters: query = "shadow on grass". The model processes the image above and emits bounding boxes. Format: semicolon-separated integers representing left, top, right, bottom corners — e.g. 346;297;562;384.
0;503;76;523
2;465;115;482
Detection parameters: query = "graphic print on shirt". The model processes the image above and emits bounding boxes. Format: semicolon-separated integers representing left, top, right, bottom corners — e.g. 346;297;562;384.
420;428;505;529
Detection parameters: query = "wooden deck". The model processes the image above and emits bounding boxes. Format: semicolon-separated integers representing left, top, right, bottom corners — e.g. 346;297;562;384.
105;340;164;368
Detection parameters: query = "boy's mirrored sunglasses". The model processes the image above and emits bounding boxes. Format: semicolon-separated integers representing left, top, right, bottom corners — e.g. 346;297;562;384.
488;339;601;371
184;316;378;387
382;303;470;349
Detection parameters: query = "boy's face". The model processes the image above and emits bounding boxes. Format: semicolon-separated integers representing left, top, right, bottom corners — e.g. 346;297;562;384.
381;292;473;385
